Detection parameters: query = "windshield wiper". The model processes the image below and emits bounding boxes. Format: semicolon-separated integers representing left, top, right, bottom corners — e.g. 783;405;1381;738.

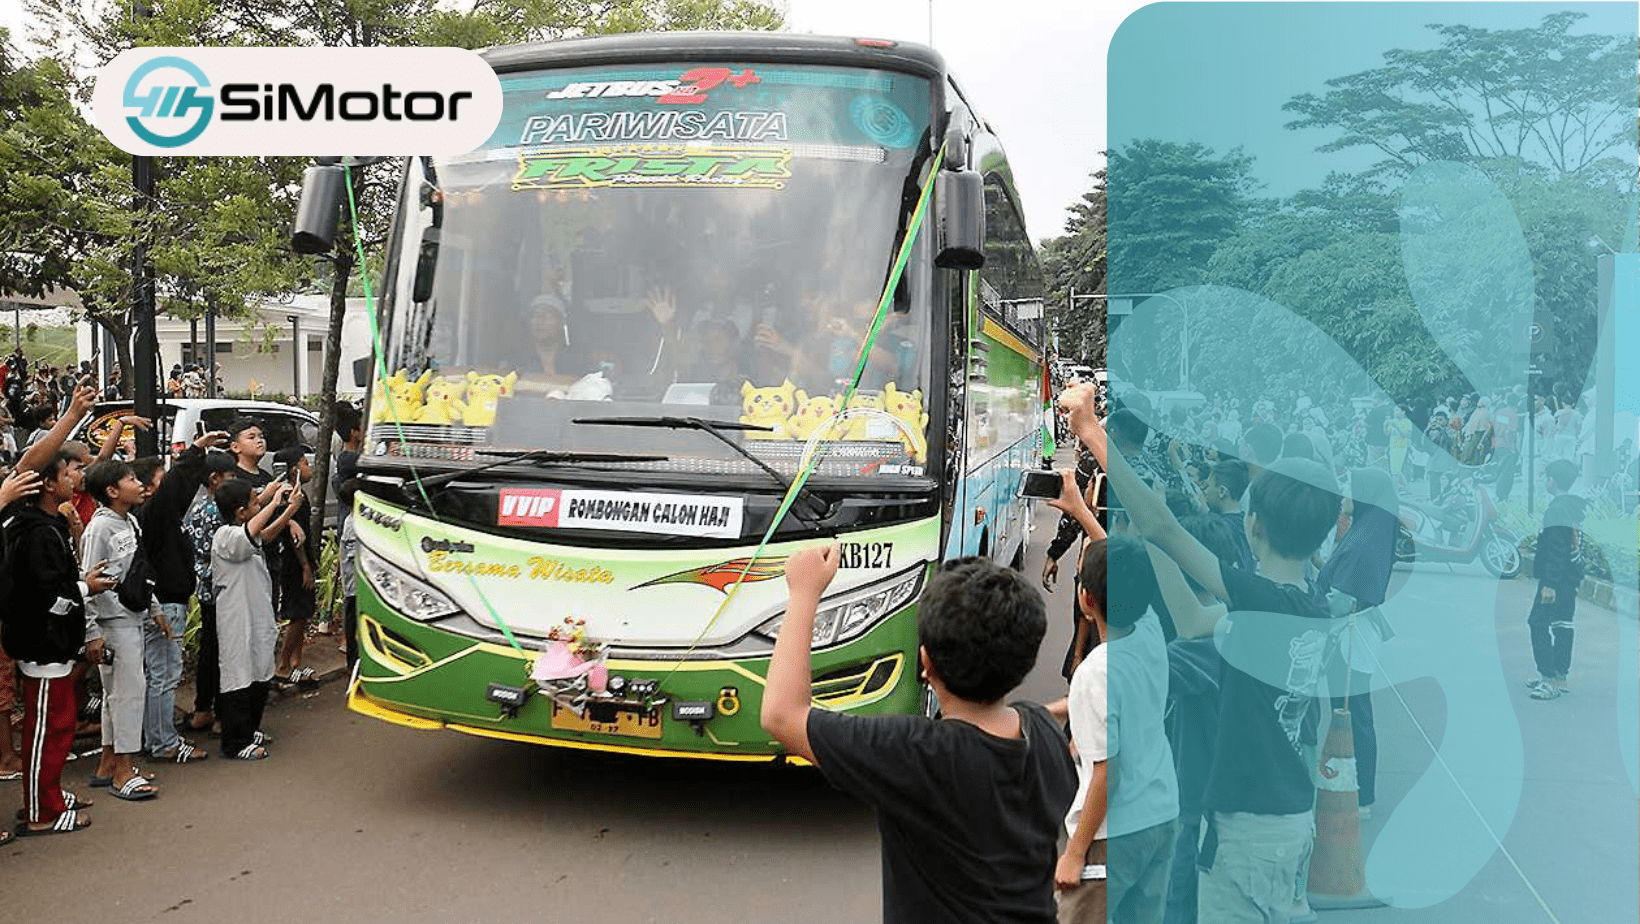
416;449;669;489
571;416;831;522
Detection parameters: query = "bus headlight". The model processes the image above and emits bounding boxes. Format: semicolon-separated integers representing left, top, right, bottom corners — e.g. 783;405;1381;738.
359;546;460;622
756;568;924;649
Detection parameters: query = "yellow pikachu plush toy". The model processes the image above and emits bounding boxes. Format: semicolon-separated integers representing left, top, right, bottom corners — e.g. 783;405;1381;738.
881;382;929;462
371;369;432;423
786;390;841;442
841;390;884;441
739;380;796;439
461;371;519;427
415;377;470;425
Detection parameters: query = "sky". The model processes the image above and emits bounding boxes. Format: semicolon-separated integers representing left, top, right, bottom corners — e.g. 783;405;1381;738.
4;1;1631;241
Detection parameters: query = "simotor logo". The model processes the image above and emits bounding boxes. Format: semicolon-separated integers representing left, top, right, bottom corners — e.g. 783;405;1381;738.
123;56;214;148
93;47;502;156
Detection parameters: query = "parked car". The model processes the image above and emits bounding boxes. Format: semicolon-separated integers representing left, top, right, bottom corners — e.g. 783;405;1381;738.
72;399;339;525
74;399;320;462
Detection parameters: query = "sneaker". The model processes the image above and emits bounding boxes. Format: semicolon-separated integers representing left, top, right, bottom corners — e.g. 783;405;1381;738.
1529;684;1561;700
1358;804;1373;819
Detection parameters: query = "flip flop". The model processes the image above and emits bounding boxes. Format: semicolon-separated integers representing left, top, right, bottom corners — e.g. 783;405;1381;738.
109;775;158;801
152;742;209;764
90;766;156;788
228;744;269;761
15;809;92;836
15;791;93;820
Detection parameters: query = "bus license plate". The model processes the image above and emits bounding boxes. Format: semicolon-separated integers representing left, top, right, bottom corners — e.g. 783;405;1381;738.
549;703;663;740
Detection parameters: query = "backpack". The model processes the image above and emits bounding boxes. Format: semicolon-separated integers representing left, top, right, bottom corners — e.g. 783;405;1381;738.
113;517;155;613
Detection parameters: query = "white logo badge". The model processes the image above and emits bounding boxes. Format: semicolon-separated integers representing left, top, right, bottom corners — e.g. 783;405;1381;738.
93;47;503;156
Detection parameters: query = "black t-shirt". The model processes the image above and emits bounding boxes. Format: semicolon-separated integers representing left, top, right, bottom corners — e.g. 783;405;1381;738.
1363;404;1391;447
807;702;1076;924
1201;560;1332;817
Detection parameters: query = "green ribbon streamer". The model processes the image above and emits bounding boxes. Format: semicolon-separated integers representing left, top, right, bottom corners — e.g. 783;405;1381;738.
345;165;527;653
346;139;946;684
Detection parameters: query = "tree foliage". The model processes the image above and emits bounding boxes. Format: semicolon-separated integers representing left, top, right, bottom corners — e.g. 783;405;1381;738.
4;0;785;393
1283;11;1639;179
1039;166;1105;365
1103;13;1635;406
1105;139;1260;294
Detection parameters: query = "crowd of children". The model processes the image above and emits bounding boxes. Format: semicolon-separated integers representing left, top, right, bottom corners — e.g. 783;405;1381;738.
0;386;357;842
761;379;1588;924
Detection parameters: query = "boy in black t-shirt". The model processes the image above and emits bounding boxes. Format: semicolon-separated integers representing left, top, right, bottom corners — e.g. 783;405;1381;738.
762;545;1076;924
1066;383;1340;924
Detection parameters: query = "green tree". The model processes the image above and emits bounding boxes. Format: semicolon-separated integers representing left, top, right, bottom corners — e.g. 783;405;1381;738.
0;35;141;382
1105;139;1260;294
1283;11;1638;179
1040;166;1105;366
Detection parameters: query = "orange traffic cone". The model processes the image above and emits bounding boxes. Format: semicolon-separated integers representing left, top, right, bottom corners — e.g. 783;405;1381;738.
1307;707;1388;910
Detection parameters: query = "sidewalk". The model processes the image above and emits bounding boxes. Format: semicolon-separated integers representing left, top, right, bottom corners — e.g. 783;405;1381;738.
173;623;352;726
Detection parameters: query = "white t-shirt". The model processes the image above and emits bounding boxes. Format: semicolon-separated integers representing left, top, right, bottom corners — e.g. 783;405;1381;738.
1066;612;1180;841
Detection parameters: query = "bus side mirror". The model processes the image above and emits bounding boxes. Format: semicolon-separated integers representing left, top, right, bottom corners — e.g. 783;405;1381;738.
291;165;346;255
411;227;441;303
935;170;985;270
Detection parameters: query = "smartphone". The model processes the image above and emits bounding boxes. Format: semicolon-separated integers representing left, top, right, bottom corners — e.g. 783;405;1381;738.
287;462;303;485
1019;469;1063;500
272;461;289;482
195;420;206;439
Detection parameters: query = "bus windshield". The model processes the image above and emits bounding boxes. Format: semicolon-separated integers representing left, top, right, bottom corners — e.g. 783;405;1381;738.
370;61;937;481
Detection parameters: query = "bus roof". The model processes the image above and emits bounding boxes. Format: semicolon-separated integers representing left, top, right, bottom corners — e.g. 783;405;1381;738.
481;31;946;81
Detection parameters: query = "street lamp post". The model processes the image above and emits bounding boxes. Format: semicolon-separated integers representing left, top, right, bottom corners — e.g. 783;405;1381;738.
288;314;301;400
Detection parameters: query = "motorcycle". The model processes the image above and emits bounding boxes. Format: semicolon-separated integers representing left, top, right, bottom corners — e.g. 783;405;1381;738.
1395;476;1523;578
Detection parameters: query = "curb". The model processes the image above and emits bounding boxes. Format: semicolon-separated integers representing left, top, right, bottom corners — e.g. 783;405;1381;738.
1520;552;1636;619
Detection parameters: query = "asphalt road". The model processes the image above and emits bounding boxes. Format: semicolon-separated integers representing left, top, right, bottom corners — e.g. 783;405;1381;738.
3;497;1633;924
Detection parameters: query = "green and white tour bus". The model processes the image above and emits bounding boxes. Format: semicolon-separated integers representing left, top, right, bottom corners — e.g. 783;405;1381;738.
295;31;1048;760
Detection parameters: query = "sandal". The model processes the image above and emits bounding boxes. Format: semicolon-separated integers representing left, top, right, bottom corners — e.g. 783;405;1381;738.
228;744;269;760
152;742;209;764
253;730;275;745
14;791;92;819
90;766;156;788
109;775;158;801
15;809;92;836
1530;684;1562;700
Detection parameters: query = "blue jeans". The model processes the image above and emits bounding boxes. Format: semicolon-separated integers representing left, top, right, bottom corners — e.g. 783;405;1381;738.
1163;813;1201;924
143;603;187;756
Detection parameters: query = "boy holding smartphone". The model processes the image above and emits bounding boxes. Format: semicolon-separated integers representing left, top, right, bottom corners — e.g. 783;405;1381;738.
269;445;316;685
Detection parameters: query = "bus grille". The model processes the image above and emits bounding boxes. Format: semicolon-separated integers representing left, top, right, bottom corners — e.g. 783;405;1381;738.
361;617;433;673
811;654;904;710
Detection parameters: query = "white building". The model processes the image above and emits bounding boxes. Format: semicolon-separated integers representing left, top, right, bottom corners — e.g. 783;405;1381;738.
76;294;375;399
